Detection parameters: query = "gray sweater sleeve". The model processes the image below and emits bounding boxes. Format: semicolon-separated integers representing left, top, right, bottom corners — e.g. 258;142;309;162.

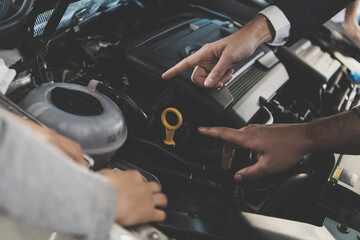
0;113;118;240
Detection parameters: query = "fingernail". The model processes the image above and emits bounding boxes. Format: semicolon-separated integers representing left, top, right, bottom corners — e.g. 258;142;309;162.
234;174;242;183
198;127;206;131
204;77;213;87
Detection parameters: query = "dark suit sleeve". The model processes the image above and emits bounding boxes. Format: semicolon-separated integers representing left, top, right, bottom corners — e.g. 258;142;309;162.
275;0;354;45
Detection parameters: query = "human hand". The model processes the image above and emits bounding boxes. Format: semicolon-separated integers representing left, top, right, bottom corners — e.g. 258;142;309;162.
162;15;274;88
100;169;167;226
342;0;360;46
198;124;313;183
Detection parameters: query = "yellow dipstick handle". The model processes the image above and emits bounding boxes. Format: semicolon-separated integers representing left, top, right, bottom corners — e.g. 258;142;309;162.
161;108;183;147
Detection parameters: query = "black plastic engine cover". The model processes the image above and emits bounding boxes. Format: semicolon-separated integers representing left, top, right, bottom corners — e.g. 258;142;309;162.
124;18;288;127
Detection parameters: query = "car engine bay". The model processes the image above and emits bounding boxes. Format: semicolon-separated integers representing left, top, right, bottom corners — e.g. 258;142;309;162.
1;0;360;239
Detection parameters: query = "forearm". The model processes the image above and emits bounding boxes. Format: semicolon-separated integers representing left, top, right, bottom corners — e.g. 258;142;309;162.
240;14;275;48
304;110;360;154
249;14;275;46
0;112;117;240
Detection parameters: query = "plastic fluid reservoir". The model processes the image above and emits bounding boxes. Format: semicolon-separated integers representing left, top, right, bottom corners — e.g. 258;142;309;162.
20;82;127;169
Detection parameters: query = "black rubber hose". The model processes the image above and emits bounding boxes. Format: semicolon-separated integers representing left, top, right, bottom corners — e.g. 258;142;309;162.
147;166;235;198
128;130;230;176
95;81;150;126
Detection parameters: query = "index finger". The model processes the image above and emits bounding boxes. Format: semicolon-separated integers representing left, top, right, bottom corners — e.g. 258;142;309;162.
198;127;247;147
162;54;201;79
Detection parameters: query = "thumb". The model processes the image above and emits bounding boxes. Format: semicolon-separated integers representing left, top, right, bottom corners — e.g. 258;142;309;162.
234;161;267;183
204;55;233;87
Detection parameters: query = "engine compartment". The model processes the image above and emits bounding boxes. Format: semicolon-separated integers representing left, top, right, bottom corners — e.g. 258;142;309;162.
2;0;360;239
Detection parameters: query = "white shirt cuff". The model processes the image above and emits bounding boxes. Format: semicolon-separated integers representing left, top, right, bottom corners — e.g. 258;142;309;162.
258;5;291;46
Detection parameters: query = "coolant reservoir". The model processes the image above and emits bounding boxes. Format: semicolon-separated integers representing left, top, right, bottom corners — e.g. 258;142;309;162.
20;82;127;169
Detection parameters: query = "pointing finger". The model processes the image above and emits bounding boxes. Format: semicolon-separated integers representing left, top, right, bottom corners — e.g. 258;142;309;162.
162;52;203;79
198;127;247;147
